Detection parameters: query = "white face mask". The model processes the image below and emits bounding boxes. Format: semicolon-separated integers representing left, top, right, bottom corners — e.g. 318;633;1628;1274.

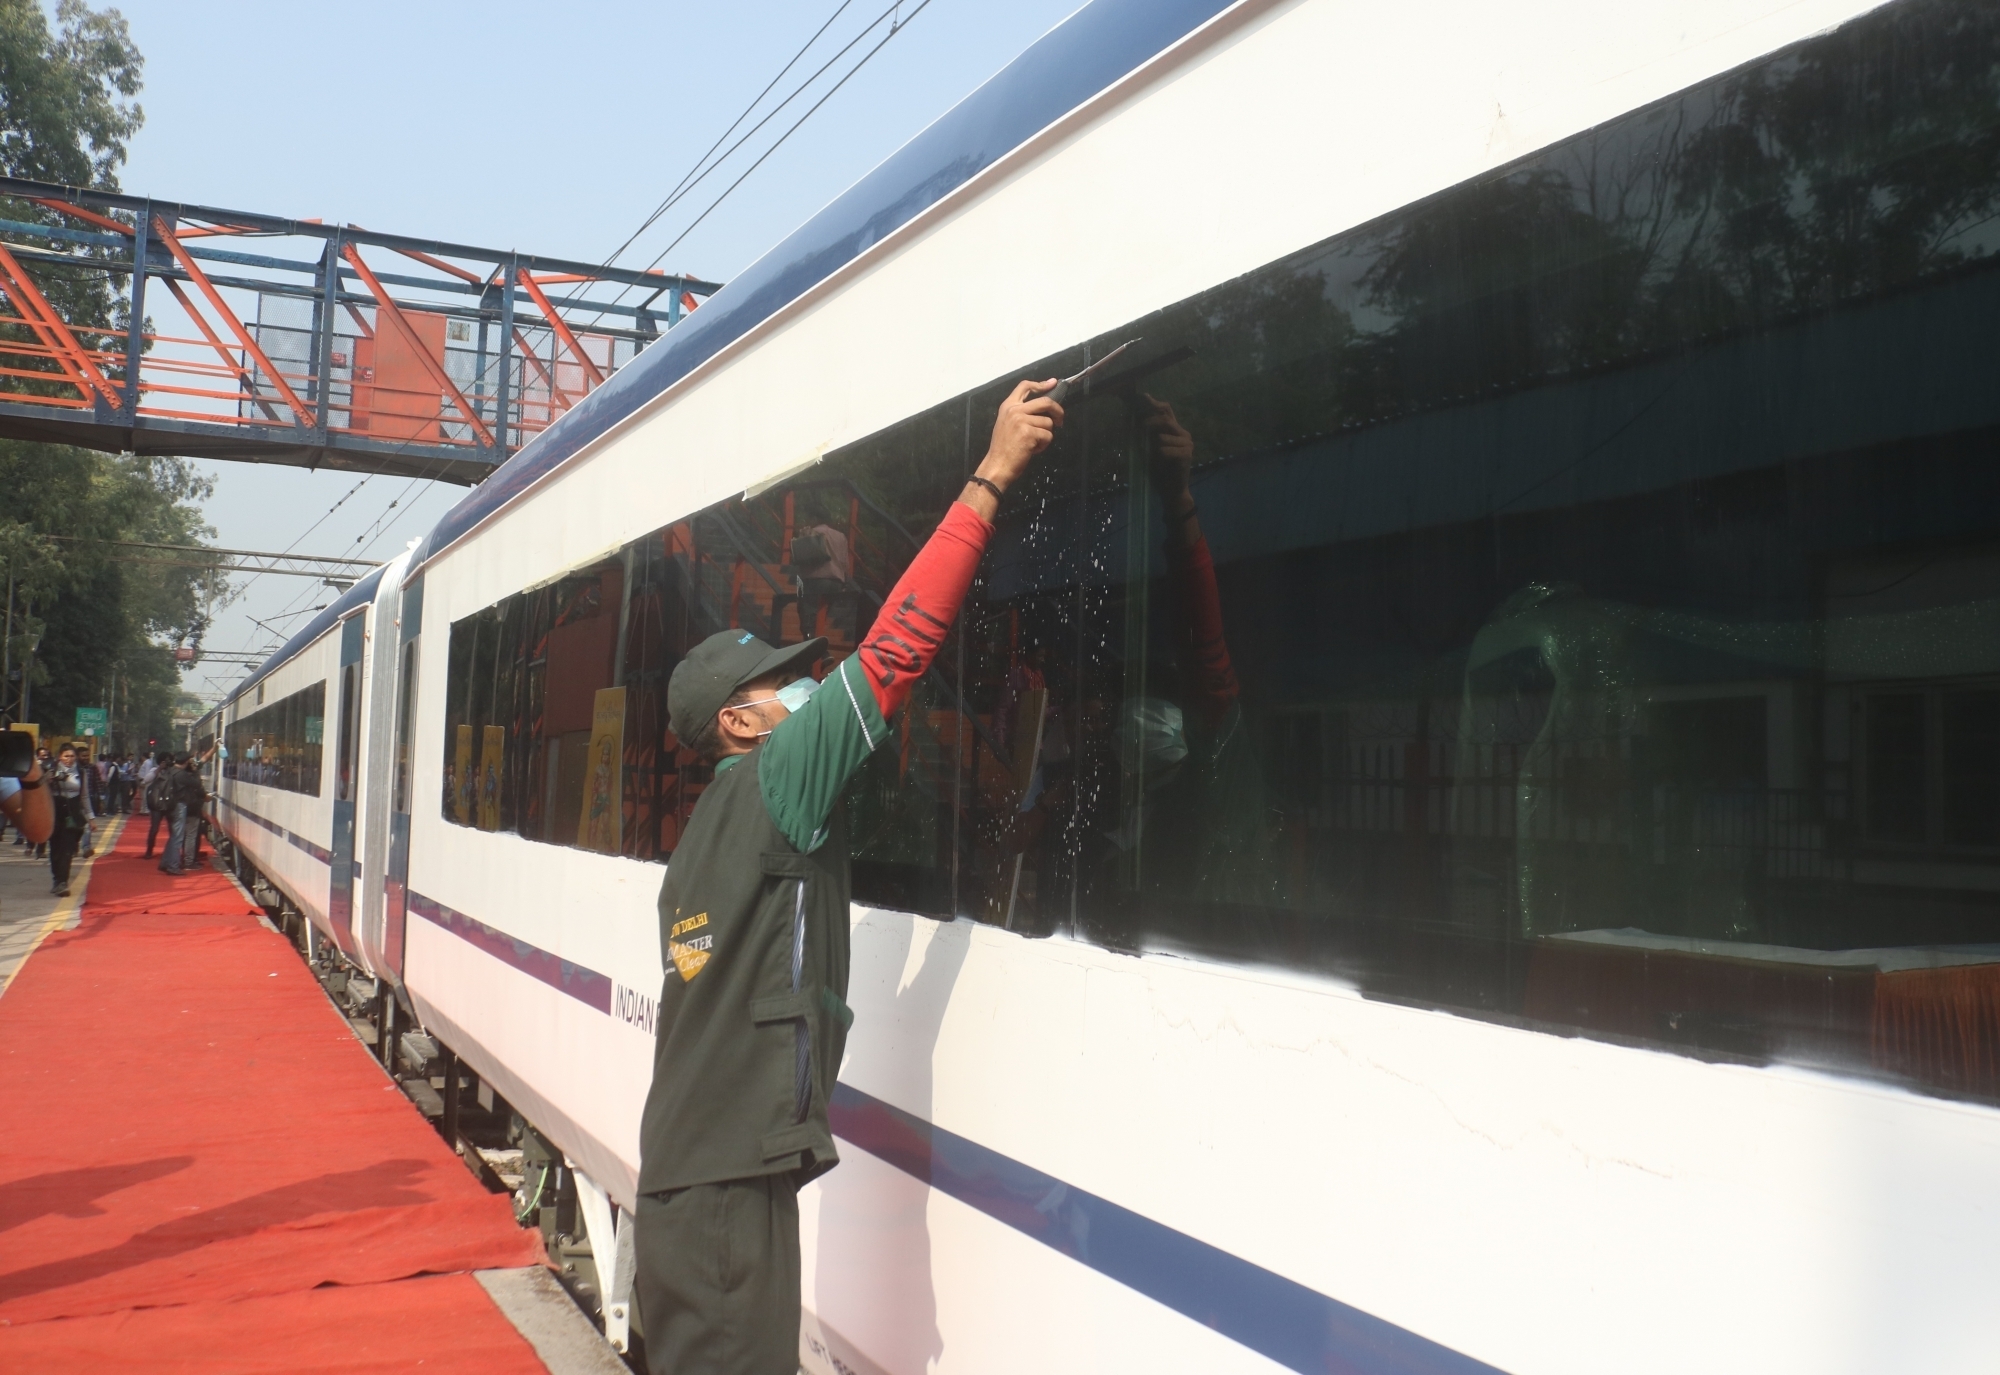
730;677;822;736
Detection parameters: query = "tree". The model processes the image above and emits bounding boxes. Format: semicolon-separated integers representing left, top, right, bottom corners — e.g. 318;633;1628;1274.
2;446;222;748
0;2;209;751
0;0;144;395
0;0;143;186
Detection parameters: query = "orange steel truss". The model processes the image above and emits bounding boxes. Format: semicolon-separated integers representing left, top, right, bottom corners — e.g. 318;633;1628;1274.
0;176;721;483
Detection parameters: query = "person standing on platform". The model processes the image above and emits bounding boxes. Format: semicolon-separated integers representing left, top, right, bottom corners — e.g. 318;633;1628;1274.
186;747;211;863
159;751;203;876
176;751;207;873
109;753;131;814
634;378;1061;1375
74;746;98;857
141;751;173;858
45;744;93;897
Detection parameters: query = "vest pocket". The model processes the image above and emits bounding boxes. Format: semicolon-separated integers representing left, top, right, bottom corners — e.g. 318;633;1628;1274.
750;992;813;1023
758;854;817;1125
759;1123;814;1163
819;986;854;1030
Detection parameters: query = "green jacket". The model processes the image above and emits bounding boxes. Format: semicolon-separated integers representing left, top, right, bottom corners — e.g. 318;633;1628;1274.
637;657;883;1193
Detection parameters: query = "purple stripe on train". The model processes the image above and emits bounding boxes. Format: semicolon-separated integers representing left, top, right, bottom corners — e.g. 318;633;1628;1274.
218;794;333;864
406;889;613;1013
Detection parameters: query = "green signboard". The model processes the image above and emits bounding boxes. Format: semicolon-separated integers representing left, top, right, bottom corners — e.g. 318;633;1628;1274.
74;707;108;737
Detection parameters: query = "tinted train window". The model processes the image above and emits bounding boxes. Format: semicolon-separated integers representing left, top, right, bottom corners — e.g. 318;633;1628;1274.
224;681;326;796
440;0;2000;1104
438;448;966;874
936;0;2000;1102
334;662;362;803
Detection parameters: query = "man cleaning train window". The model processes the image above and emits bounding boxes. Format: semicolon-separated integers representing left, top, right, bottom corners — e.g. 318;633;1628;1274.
637;377;1062;1375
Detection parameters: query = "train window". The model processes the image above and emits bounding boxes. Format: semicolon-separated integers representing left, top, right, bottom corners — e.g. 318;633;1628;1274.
393;638;419;816
890;0;2000;1102
443;555;630;844
223;681;326;796
334;662;362;804
960;0;2000;1103
435;0;2000;1105
436;450;969;876
807;401;973;914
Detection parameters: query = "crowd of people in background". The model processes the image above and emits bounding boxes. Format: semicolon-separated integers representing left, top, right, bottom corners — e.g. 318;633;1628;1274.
4;743;209;895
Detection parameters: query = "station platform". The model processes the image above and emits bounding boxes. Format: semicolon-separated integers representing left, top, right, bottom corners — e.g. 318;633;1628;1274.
0;816;625;1373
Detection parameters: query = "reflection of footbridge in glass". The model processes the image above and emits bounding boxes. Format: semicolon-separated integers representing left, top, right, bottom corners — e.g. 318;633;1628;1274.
0;175;722;484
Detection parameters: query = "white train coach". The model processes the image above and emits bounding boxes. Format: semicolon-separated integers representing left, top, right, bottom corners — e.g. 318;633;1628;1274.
204;1;2000;1371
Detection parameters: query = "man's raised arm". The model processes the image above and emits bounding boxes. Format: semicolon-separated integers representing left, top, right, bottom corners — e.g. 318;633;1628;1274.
758;379;1063;852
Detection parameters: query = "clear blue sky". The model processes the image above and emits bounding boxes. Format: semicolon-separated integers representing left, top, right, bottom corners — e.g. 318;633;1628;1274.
105;0;1080;699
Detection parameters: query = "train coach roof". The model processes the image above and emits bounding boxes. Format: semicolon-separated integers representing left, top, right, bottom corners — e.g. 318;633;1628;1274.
406;0;1239;582
219;563;387;711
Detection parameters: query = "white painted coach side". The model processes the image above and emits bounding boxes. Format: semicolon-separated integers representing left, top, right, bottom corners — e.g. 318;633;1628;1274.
269;1;2000;1372
216;634;337;939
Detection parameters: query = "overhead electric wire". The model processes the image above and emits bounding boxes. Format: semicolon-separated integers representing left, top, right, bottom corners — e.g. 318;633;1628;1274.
612;0;898;268
577;0;933;332
599;0;862;271
345;473;436;560
635;0;937;277
218;472;375;607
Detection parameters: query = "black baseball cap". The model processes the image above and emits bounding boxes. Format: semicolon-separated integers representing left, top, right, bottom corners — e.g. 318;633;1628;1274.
667;630;826;744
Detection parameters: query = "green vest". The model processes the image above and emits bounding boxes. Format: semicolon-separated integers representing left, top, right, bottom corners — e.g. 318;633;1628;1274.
637;744;855;1194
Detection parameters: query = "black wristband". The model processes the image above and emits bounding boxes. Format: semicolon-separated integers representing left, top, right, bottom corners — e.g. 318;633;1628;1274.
966;475;1005;504
1172;501;1200;524
17;775;41;790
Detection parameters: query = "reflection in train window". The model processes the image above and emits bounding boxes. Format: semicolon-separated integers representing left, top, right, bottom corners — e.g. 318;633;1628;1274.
225;681;326;796
438;450;967;876
439;0;2000;1105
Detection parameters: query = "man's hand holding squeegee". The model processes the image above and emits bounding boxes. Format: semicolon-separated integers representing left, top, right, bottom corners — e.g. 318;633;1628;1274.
957;376;1067;521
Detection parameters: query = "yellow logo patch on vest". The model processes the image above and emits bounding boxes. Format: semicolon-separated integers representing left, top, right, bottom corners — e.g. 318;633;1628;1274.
669;911;711;982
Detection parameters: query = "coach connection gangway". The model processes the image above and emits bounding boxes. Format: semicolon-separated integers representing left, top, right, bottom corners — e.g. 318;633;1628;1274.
0;176;722;483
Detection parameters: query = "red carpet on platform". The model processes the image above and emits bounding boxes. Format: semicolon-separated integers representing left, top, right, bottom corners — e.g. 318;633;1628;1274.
77;811;265;918
0;1274;547;1374
0;815;547;1367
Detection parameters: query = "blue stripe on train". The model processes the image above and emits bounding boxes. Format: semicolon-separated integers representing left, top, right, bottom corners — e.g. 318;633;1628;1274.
217;794;333;864
830;1083;1508;1375
407;888;613;1013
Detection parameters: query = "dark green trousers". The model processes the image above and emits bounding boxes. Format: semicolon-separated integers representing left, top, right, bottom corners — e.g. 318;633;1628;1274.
635;1175;800;1375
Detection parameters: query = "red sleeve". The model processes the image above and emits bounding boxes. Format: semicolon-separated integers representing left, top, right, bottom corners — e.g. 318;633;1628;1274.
1166;535;1239;729
855;501;993;718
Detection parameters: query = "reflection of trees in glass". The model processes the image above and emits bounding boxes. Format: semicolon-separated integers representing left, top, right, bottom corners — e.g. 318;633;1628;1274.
1358;1;2000;417
1669;6;2000;319
1141;0;2000;468
1354;168;1651;412
1162;266;1359;464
